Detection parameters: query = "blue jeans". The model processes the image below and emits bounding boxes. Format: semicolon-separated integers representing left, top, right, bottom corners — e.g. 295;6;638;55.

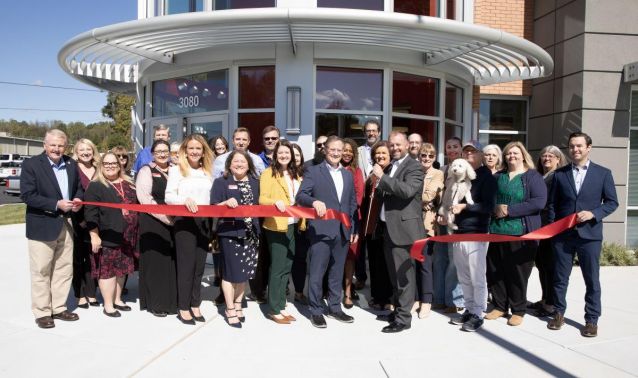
432;227;464;307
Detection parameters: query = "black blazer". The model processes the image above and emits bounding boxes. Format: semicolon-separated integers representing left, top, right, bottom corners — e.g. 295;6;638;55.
20;153;83;241
210;175;261;238
83;181;127;248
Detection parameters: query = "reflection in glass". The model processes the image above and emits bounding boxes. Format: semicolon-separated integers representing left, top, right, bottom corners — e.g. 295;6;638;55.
478;132;525;150
444;123;463;144
316;114;382;146
628;130;638;206
394;0;437;16
392;118;437;145
393;72;439;117
446;0;456;19
479;99;527;131
317;0;383;11
238;112;275;142
215;0;275;9
316;67;383;111
445;83;463;122
239;66;275;109
152;70;229;117
164;0;203;14
190;121;223;139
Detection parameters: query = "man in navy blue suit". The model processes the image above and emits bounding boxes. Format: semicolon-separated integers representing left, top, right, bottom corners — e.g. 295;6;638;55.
21;129;84;328
297;136;358;328
547;132;618;337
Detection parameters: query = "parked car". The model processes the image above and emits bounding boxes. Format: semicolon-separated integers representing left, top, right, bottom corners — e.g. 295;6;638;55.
0;161;21;184
0;154;22;164
4;175;20;196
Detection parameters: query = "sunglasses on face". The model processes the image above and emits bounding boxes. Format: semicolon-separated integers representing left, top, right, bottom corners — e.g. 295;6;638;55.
420;154;435;159
264;137;279;142
116;154;128;159
316;142;325;148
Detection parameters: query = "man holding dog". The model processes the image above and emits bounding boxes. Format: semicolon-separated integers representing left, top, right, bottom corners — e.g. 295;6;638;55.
373;131;425;333
444;140;496;331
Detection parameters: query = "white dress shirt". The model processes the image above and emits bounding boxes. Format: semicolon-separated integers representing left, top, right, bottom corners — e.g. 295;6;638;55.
572;159;590;195
379;154;408;222
326;162;344;203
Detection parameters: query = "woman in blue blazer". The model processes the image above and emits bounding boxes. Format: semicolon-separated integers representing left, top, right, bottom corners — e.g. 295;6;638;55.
211;150;260;328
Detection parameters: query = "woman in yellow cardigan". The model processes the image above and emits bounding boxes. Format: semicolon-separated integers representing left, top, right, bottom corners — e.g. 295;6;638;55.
259;139;304;324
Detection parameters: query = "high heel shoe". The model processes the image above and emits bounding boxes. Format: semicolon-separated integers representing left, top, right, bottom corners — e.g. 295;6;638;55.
235;301;245;323
190;309;205;322
77;303;89;309
343;296;354;309
177;313;196;325
225;307;242;328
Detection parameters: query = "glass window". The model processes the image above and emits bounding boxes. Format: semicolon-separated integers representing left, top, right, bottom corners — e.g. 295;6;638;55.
446;0;456;19
316;67;383;111
152;70;229;117
239;66;275;109
479;99;526;131
316;114;381;146
238;113;275;142
632;90;638;126
394;0;438;17
164;0;203;14
317;0;384;11
445;123;462;142
392;118;437;145
214;0;275;9
628;130;638;207
445;83;463;122
393;72;439;117
478;133;525;150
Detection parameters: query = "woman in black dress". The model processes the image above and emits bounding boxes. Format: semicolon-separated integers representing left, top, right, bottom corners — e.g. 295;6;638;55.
211;150;260;328
85;152;139;318
136;140;177;317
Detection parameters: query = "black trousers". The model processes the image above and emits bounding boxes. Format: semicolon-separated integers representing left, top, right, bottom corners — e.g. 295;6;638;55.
383;225;416;326
174;217;208;311
354;239;368;283
367;226;392;305
486;241;537;315
535;238;554;306
249;231;270;299
72;233;97;299
414;242;434;303
291;226;309;294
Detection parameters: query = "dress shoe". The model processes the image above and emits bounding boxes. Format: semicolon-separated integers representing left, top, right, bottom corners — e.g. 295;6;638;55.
269;314;291;324
103;309;121;318
327;311;354;323
150;310;168;317
88;301;100;307
77;303;89;309
190;310;205;322
177;314;196;325
382;322;411;333
35;316;55;329
114;303;131;312
283;314;297;322
52;311;79;321
376;313;396;323
234;302;245;322
507;314;524;326
310;315;327;328
485;309;506;320
547;312;565;330
410;301;421;314
351;290;360;301
418;303;431;319
343;296;354;309
224;308;242;328
450;310;472;325
581;322;598;337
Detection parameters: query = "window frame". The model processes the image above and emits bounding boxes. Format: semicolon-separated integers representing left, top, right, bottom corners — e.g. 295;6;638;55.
478;95;529;147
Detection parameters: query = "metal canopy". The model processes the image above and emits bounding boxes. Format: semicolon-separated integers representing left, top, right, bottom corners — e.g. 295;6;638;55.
58;8;553;92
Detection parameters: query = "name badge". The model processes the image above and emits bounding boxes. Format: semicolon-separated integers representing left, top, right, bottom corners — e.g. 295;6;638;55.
228;185;238;190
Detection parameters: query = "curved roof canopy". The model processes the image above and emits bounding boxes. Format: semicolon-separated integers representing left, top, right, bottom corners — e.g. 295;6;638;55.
59;8;553;93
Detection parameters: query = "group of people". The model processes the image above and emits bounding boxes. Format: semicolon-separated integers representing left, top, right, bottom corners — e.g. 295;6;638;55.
21;121;617;337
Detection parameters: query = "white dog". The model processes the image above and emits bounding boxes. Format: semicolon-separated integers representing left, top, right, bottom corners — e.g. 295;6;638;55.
438;158;476;232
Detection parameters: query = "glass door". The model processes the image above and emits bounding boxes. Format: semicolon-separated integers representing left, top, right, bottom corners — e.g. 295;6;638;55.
187;114;227;141
148;118;182;146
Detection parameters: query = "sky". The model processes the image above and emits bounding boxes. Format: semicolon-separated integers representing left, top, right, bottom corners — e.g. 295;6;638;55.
0;1;137;125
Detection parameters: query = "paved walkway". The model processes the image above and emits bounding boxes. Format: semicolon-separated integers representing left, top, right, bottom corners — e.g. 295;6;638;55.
1;223;637;377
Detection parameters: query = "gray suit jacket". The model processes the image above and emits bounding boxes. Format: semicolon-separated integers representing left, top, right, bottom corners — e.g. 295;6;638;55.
377;156;426;246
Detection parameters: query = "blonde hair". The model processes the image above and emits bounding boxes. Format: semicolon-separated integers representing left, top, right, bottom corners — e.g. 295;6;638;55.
503;141;535;170
420;143;436;155
178;134;213;177
72;138;100;168
110;145;130;172
93;152;133;187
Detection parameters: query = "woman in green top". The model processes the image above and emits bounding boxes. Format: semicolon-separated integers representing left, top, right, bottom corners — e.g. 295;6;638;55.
484;142;547;327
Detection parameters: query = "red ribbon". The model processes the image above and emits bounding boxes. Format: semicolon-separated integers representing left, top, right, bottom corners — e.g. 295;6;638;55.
410;214;579;262
81;202;352;228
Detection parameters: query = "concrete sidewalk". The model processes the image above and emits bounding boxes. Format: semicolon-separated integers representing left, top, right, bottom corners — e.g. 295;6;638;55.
1;222;637;377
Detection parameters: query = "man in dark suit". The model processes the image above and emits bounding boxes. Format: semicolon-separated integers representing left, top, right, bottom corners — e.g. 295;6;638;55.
547;132;618;338
21;129;83;328
297;136;358;328
373;131;426;333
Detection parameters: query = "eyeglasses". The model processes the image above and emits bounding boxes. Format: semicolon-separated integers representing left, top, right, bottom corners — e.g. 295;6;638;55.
263;137;279;142
153;150;170;155
420;154;435;159
103;162;119;167
316;142;325;148
116;154;128;159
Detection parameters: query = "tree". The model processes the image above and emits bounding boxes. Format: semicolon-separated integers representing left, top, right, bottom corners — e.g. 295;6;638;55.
102;92;135;149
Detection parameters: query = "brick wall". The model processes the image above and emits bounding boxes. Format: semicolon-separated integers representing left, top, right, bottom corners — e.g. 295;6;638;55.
474;0;534;96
